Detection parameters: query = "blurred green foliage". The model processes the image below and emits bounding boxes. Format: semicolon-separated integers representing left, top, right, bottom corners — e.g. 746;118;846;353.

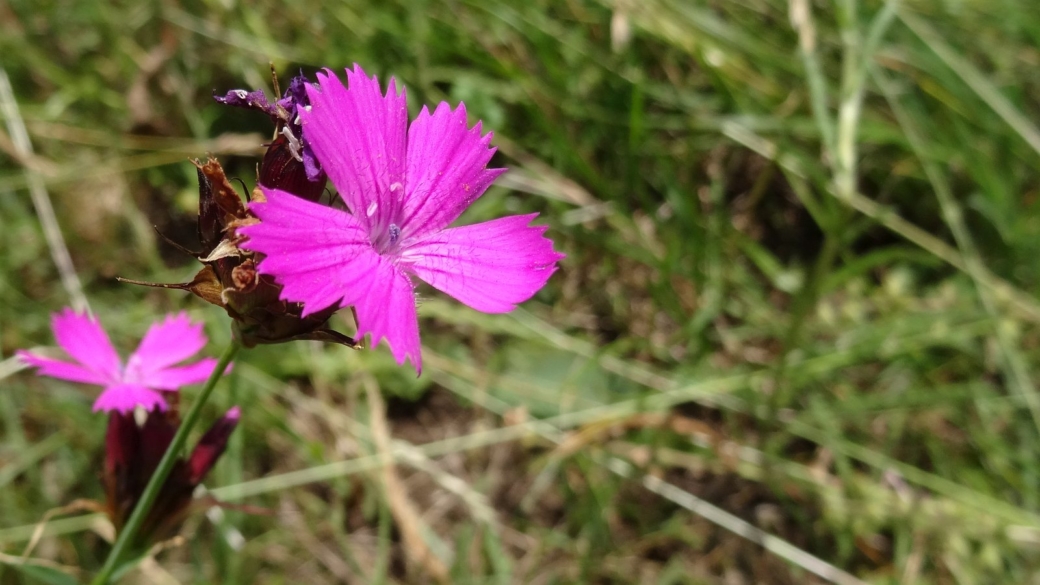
3;0;1040;583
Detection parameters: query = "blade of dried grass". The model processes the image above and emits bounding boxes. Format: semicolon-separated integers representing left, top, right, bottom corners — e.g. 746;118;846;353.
0;68;88;314
364;379;452;583
605;457;870;585
425;354;869;585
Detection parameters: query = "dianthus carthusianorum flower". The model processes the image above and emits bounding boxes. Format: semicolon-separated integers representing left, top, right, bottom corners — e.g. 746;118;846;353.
241;65;564;371
17;309;221;413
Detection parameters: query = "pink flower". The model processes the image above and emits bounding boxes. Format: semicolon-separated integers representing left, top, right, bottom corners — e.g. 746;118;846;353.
240;65;564;371
17;309;221;413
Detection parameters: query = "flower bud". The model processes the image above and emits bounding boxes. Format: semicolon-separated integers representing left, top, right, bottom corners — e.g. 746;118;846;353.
259;133;327;202
103;404;240;548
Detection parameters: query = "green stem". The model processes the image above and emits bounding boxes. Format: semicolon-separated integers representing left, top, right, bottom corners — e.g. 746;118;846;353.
91;339;241;585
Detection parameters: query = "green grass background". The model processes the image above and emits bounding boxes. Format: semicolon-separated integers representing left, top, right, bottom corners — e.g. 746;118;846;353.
3;0;1040;583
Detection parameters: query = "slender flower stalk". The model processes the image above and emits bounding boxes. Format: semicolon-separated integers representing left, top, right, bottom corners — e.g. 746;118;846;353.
90;340;241;585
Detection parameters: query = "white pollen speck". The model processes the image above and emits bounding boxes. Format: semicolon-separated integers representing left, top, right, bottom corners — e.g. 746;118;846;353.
304;105;312;111
234;90;248;99
367;202;378;217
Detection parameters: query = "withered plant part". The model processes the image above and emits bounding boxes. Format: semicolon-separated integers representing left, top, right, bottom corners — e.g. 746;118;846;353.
119;158;359;347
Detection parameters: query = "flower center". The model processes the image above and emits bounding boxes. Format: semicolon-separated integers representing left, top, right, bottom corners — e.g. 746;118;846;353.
368;182;407;254
123;354;143;384
372;222;403;255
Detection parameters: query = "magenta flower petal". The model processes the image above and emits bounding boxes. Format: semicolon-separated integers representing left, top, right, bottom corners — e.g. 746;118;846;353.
129;312;207;376
52;308;122;380
242;188;383;317
143;358;221;390
400;102;506;238
351;257;421;370
406;214;563;313
15;350;109;385
302;65;408;231
93;384;167;414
